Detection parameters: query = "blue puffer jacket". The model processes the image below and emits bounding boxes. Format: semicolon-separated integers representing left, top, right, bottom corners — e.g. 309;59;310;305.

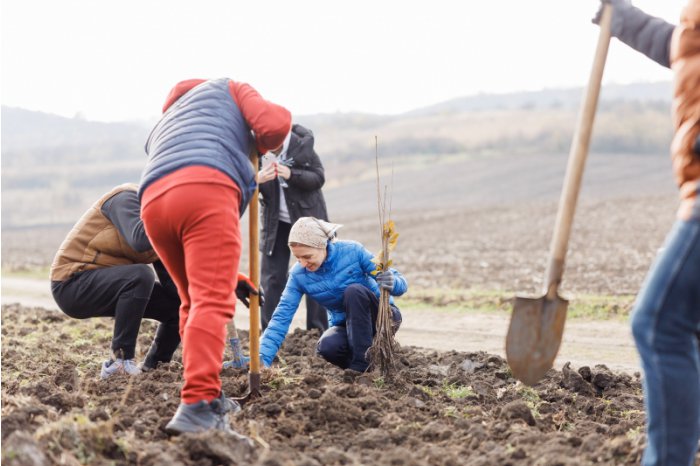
139;78;257;213
259;240;408;365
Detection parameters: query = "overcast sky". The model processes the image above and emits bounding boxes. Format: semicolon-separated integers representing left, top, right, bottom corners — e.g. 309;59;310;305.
1;0;687;122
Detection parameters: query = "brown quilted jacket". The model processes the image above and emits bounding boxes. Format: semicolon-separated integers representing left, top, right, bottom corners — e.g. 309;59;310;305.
50;184;158;281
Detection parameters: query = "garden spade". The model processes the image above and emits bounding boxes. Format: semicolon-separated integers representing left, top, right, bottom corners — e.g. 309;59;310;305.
236;151;262;405
506;4;612;386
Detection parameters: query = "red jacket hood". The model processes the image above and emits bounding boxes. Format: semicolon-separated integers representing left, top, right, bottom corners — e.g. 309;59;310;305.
162;79;206;113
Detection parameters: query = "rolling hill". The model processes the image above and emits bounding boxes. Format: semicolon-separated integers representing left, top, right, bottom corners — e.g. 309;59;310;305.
1;81;676;228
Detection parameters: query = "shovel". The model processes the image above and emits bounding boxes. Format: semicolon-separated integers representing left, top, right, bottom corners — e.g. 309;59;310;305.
505;4;612;386
235;151;262;405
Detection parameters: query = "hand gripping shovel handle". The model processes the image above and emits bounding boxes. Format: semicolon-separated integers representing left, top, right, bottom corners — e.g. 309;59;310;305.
544;4;612;298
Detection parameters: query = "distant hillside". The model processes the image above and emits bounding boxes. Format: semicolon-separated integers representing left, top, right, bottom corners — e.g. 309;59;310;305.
1;81;675;227
406;81;672;116
1;107;149;167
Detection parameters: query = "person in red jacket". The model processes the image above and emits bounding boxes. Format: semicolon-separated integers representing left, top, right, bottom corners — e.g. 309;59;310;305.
139;78;290;436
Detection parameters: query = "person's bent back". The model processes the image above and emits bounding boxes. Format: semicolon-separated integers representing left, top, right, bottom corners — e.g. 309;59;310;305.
51;183;180;379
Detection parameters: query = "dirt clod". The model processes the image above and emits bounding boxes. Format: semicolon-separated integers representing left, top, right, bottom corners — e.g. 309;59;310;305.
501;400;537;426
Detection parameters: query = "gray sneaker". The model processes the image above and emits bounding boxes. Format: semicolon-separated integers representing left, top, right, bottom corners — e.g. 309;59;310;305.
100;358;142;379
165;393;245;437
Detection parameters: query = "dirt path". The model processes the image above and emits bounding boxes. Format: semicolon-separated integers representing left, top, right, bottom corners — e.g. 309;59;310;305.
2;276;639;373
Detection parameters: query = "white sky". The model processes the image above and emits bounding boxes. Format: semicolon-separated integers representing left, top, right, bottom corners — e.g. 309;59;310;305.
1;0;688;122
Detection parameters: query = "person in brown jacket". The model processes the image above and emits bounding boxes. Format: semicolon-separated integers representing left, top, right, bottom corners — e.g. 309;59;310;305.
593;2;700;464
50;183;181;379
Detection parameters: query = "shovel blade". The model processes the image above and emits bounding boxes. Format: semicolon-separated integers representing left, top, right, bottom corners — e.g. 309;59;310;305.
232;372;261;407
506;294;568;386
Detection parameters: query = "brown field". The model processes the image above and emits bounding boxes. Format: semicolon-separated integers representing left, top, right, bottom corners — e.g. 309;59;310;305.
2;192;678;297
2;147;691;465
4;305;686;466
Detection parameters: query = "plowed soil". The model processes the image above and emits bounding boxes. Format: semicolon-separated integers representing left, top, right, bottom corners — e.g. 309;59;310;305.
4;305;696;466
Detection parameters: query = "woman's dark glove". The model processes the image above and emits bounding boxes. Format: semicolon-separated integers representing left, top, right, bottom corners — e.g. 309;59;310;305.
236;273;264;307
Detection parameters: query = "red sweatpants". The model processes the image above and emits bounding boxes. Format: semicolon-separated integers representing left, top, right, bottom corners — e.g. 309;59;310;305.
142;167;242;404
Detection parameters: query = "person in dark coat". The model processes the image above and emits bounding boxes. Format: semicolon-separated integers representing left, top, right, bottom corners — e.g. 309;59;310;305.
256;123;330;332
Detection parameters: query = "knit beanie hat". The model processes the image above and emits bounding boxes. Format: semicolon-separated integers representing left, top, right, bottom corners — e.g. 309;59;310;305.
288;217;343;249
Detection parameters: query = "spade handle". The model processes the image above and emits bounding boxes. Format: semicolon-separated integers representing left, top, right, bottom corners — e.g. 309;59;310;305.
544;4;612;299
248;152;261;378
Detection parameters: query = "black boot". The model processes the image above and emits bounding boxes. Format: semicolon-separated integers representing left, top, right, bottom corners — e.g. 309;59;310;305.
142;322;180;371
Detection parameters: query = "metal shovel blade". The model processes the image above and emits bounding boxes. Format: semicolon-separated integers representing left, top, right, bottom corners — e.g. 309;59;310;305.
506;293;568;386
232;372;261;407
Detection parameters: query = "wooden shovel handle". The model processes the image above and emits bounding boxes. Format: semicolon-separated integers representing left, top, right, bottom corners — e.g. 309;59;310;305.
544;4;612;298
249;152;261;374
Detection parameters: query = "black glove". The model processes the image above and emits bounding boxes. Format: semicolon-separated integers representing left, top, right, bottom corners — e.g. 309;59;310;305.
591;0;630;37
235;273;265;308
375;270;395;291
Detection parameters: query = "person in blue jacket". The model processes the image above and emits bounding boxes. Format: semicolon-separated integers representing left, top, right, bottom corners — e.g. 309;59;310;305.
259;217;407;372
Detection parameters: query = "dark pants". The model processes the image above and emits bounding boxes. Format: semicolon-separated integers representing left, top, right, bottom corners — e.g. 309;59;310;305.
316;284;401;372
261;220;328;331
51;263;180;362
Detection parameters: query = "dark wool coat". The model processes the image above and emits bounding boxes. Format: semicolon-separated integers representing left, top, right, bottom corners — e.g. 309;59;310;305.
259;124;329;256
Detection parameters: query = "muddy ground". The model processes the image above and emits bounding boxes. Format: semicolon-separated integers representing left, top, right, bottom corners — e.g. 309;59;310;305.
1;187;686;464
4;305;697;466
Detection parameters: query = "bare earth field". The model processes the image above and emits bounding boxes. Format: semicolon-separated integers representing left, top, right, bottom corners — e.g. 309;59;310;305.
2;305;683;466
1;149;689;464
2;193;688;465
2;193;677;296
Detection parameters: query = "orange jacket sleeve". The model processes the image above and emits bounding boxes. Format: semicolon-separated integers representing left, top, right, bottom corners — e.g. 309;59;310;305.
670;0;700;219
228;80;291;154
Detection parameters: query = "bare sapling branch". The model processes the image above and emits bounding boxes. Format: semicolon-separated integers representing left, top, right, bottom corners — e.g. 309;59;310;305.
368;136;400;378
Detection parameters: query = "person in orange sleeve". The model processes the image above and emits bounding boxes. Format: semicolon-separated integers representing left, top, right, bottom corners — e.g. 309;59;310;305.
139;78;290;436
592;2;700;465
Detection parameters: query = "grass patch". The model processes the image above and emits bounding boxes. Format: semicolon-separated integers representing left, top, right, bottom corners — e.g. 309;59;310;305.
565;294;635;320
400;288;511;313
443;383;476;400
626;426;643;441
517;385;540;405
517;385;543;417
400;288;635;320
622;409;644;419
266;367;300;390
443;406;459;418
